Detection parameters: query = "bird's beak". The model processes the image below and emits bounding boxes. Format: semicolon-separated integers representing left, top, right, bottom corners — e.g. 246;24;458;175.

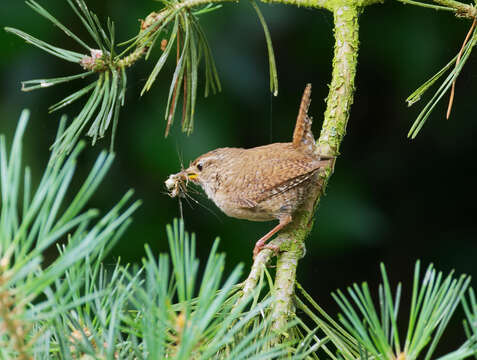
184;169;198;181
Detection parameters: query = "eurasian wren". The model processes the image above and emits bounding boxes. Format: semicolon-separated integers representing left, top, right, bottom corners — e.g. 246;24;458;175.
166;84;333;257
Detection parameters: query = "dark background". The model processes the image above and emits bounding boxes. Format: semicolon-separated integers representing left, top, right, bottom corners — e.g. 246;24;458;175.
1;0;477;350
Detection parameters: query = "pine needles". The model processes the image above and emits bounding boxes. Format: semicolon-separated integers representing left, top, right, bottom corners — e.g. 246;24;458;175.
0;110;140;357
332;261;477;360
406;17;477;139
6;0;279;152
5;0;126;155
139;8;222;136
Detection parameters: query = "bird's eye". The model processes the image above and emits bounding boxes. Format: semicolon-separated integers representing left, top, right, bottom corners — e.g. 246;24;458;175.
197;162;203;171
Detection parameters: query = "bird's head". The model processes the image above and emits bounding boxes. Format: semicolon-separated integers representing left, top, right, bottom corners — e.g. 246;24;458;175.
165;148;238;197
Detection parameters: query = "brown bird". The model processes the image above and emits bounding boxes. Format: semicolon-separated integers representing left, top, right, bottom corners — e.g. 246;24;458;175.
166;84;332;257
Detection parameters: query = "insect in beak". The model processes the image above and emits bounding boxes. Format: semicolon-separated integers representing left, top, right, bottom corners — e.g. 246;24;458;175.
165;172;187;197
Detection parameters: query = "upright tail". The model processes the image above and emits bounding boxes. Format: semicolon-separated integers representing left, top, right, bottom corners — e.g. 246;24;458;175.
292;84;316;155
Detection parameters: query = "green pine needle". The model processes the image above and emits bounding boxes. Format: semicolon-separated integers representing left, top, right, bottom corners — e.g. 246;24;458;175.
251;0;279;96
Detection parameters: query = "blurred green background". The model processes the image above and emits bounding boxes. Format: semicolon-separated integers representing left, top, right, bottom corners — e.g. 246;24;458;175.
1;0;477;350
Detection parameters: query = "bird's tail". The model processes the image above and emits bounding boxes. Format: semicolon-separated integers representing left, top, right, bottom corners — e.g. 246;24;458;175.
292;83;316;155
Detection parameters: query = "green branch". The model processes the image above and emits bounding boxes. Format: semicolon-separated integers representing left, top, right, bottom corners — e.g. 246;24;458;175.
268;4;361;335
317;6;359;156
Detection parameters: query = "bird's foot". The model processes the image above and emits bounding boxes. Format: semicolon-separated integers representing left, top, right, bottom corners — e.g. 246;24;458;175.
252;242;282;259
252;215;292;259
252;242;265;259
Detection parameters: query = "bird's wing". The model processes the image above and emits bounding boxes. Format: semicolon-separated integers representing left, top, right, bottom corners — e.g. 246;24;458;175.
249;160;329;205
232;153;329;208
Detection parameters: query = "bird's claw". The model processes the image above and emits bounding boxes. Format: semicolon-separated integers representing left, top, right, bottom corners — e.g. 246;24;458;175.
252;243;281;260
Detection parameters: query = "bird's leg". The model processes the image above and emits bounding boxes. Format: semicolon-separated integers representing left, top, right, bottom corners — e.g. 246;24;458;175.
253;215;292;259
